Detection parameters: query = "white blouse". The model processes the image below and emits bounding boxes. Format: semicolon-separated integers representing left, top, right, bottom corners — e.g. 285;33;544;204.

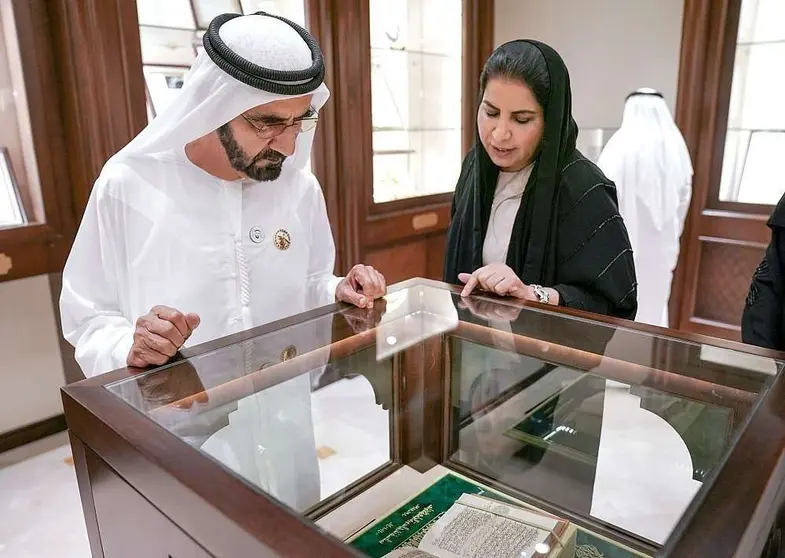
482;164;534;265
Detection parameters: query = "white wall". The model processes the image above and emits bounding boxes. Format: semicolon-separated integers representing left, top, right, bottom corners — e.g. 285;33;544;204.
0;276;66;434
494;0;685;130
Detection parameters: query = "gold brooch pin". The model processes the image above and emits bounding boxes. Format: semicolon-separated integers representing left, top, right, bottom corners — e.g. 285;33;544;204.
273;229;291;251
280;345;297;361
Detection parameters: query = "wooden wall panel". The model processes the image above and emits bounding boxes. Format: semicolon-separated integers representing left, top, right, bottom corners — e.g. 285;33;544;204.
692;241;764;328
365;233;448;285
427;234;448;280
365;241;429;285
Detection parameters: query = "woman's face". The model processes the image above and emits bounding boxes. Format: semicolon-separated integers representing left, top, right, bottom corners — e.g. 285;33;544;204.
478;77;545;172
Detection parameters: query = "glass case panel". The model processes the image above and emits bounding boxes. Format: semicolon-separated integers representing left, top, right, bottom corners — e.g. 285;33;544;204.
107;309;395;513
105;281;783;556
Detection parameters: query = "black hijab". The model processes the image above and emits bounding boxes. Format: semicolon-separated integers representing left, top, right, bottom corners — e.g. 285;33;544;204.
444;40;577;286
444;40;637;319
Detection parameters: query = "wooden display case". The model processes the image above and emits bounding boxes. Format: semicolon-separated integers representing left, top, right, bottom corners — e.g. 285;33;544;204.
61;279;785;557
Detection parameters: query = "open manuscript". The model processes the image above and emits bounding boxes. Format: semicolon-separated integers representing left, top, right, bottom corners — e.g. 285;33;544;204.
383;493;565;558
349;473;573;558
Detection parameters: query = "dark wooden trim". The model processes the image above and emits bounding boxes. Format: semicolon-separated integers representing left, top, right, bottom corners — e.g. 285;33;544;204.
0;0;76;281
0;0;147;282
306;0;345;273
462;0;495;157
68;432;105;558
48;0;148;222
670;0;722;326
0;413;66;453
330;0;368;272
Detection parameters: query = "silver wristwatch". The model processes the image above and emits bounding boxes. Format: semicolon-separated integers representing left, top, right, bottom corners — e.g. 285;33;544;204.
531;284;550;304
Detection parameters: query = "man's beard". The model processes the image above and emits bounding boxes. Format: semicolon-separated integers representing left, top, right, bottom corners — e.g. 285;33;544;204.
217;123;286;182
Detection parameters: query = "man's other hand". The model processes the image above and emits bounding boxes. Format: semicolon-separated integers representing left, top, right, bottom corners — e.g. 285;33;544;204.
336;264;387;309
127;305;200;368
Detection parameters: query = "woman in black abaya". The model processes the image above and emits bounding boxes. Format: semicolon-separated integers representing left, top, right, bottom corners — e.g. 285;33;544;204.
444;40;637;319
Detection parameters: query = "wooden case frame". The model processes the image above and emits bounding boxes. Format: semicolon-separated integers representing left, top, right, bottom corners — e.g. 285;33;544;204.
62;279;785;558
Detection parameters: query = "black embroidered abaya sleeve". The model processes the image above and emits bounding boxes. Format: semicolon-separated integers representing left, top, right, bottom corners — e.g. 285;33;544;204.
551;157;638;319
742;196;785;350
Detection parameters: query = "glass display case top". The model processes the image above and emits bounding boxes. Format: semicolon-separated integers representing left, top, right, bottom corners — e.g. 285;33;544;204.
105;279;783;556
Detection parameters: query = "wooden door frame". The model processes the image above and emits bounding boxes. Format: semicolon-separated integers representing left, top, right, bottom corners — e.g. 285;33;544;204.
307;0;494;276
669;0;773;340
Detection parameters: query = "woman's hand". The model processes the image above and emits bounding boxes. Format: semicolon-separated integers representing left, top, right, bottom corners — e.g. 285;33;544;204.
458;264;560;305
458;263;530;298
457;297;522;322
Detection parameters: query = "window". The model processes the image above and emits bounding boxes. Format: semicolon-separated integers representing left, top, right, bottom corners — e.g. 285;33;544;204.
369;0;463;204
136;0;306;120
718;0;785;205
0;2;39;229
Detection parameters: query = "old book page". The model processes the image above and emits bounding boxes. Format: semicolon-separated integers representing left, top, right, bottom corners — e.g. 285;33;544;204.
383;494;558;558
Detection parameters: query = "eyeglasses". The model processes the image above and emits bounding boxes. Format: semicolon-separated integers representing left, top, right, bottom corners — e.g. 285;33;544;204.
241;111;319;140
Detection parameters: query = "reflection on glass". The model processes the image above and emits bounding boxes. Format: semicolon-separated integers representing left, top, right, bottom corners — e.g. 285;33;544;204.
107;311;392;514
104;281;783;554
447;288;780;548
719;0;785;204
375;285;458;360
450;341;737;545
369;0;463;203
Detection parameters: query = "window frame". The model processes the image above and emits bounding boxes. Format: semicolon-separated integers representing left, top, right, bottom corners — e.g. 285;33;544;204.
0;0;148;284
707;0;784;213
0;1;77;282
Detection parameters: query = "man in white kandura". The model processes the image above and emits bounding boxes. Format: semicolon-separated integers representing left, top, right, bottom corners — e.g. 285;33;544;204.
60;12;386;378
597;88;693;327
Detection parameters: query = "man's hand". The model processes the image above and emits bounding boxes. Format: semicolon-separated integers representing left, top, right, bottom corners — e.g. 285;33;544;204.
458;263;530;298
127;305;201;368
336;264;387;308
